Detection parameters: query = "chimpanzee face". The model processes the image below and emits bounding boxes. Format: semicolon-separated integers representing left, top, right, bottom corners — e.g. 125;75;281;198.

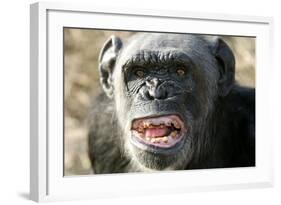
99;33;234;170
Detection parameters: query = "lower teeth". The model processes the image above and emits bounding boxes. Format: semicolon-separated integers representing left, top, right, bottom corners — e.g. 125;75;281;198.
138;130;179;144
144;136;170;144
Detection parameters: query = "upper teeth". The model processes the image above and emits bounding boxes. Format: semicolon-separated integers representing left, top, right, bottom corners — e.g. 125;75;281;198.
138;127;144;133
140;120;180;129
173;122;180;129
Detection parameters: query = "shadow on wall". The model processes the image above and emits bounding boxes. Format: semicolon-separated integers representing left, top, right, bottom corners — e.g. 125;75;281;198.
63;28;255;176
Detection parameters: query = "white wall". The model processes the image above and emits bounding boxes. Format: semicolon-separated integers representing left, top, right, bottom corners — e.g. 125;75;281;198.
0;0;280;204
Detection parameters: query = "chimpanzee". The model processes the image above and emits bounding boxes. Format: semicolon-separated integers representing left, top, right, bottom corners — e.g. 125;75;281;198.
88;33;255;174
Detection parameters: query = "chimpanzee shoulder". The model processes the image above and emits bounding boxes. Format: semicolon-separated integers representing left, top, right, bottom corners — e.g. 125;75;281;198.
186;85;255;170
87;90;131;174
219;85;255;167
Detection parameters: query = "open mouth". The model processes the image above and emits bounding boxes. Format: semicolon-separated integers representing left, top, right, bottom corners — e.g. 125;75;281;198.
131;114;187;149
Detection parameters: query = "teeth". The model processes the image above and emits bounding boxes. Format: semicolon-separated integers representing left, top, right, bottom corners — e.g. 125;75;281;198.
155;138;161;143
140;120;181;129
171;131;177;138
138;127;144;133
173;121;181;129
143;136;171;144
162;136;168;143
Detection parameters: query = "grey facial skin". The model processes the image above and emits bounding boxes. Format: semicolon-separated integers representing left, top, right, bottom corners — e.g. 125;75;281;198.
88;33;255;174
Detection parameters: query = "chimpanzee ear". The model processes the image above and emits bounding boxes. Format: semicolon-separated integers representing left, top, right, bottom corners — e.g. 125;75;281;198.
212;38;235;97
99;35;123;98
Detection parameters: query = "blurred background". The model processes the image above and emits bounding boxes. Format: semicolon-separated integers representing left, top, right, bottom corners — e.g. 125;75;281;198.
63;28;255;176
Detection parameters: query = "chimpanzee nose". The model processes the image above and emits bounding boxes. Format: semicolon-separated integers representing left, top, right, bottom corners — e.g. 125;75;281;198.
145;78;168;100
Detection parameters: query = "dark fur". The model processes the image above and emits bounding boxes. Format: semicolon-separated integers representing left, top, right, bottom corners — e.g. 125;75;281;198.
88;34;255;174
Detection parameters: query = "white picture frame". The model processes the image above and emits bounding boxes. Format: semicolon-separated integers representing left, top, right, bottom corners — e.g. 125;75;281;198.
30;2;274;202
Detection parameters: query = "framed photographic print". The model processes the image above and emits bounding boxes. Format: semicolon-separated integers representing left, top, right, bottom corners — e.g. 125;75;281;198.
30;2;274;202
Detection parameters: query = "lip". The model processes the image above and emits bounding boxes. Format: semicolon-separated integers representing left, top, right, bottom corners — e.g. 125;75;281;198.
130;114;188;152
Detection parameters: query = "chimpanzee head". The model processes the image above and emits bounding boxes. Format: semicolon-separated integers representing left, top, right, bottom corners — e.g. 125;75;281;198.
98;33;235;170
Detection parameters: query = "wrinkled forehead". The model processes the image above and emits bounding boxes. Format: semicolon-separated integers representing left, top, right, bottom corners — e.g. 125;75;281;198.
117;33;214;66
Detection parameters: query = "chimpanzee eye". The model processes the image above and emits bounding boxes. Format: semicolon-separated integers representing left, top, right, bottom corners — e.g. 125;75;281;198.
135;69;145;78
176;68;186;76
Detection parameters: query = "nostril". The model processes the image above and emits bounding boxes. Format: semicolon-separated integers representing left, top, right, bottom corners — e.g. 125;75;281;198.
154;87;168;100
145;90;154;100
145;86;168;100
146;78;159;88
143;78;169;100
